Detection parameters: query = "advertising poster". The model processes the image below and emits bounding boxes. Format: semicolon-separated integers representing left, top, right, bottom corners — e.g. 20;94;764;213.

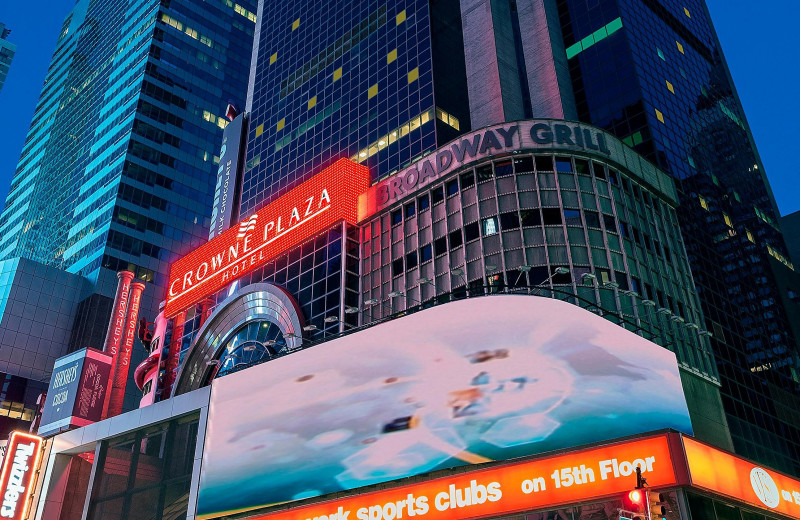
38;348;112;437
197;296;693;519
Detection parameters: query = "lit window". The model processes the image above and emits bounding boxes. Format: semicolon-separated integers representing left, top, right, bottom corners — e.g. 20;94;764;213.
723;213;733;228
408;67;419;83
270;52;277;65
276;118;285;131
308;96;317;109
387;49;397;64
255;124;264;137
397;10;406;25
435;107;460;130
676;41;684;54
684;7;691;17
565;17;623;59
351;109;435;163
368;84;378;99
333;67;342;82
482;217;498;236
746;229;755;243
655;109;665;123
292;18;300;31
698;196;708;210
665;80;675;93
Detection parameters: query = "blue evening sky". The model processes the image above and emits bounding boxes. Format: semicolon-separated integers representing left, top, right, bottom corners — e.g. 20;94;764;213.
0;0;797;215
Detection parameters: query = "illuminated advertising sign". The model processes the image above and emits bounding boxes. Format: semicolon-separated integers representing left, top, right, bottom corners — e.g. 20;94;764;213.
209;112;247;239
243;434;679;520
0;432;43;520
165;158;370;317
197;296;692;519
38;348;113;437
359;120;625;217
684;437;800;518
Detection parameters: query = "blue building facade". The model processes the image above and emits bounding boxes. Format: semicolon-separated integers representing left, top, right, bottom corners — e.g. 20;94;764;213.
0;0;257;415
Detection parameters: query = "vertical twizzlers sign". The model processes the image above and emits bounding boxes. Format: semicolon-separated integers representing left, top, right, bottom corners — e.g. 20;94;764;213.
165;158;371;318
0;432;42;520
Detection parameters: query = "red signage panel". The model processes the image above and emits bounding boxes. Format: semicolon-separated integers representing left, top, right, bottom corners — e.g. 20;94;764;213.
165;159;371;318
0;432;43;520
684;436;800;519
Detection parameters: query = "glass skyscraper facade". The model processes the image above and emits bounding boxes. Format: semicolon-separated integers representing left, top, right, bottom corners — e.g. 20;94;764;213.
0;23;16;95
241;0;469;213
223;0;800;479
0;0;256;410
555;0;800;475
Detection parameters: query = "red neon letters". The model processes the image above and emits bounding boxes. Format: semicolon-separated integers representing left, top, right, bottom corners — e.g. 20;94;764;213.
165;159;371;318
0;432;43;520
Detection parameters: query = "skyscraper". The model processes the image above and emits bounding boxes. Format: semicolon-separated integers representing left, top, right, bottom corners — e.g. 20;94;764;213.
551;0;800;475
0;23;16;94
0;0;256;413
229;0;800;475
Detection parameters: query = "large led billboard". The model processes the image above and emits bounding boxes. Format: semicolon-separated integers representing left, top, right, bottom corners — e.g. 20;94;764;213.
240;434;680;520
197;296;692;519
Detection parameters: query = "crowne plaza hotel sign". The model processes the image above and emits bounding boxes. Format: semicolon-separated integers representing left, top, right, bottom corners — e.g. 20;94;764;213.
165;159;371;318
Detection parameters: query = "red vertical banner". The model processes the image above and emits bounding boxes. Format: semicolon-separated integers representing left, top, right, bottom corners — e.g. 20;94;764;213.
101;271;134;419
161;310;186;400
107;281;146;418
102;271;134;355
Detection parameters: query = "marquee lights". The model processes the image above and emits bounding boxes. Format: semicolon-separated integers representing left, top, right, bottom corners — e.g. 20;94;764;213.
0;431;43;520
165;158;371;318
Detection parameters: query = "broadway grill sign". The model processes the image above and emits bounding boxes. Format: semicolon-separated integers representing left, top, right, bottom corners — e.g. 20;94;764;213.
359;119;617;215
0;432;42;520
165;159;371;318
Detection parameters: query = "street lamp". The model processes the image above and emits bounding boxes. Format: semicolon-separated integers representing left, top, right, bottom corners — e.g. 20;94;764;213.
513;265;532;287
532;266;570;295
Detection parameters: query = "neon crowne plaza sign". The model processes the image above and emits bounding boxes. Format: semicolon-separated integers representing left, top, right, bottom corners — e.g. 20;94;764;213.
0;432;42;520
165;158;370;318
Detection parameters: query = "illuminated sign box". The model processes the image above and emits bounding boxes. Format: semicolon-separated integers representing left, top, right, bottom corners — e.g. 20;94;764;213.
197;296;693;519
165;158;371;318
684;437;800;519
0;432;43;520
38;348;112;437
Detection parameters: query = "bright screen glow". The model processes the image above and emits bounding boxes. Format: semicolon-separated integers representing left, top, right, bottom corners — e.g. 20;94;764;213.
164;158;370;317
197;296;693;519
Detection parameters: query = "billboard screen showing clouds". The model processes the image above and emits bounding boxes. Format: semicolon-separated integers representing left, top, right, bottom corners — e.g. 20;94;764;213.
197;296;692;519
